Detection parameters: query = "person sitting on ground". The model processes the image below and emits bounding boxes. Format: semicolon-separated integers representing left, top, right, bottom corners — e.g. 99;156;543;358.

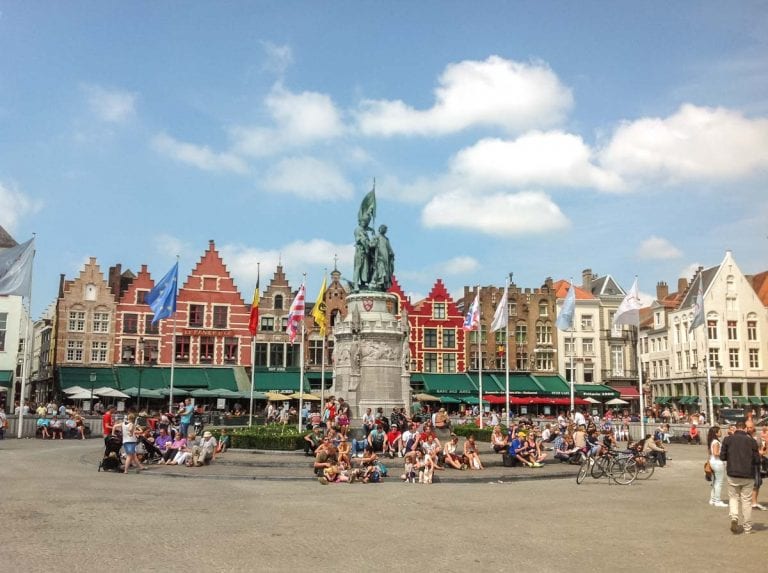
192;431;218;466
138;426;164;462
367;424;388;453
491;425;508;453
527;430;548;464
304;426;324;457
385;424;402;458
313;438;336;477
434;408;451;430
357;446;382;483
442;434;466;470
216;428;230;454
50;416;64;440
554;434;580;463
421;449;438;484
37;416;51;439
337;436;352;466
163;433;186;464
402;449;419;482
684;423;701;445
375;407;390;432
541;423;553;443
421;433;442;468
509;431;540;467
586;428;602;458
154;427;172;458
642;433;667;467
170;433;196;466
463;434;484;470
319;461;349;485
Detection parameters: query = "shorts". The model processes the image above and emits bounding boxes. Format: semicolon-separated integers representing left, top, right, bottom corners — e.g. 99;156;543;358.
123;442;137;455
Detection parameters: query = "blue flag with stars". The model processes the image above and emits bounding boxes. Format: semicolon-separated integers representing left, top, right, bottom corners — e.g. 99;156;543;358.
146;262;178;324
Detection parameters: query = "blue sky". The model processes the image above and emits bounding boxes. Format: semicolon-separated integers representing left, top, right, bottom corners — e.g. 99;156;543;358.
2;1;767;317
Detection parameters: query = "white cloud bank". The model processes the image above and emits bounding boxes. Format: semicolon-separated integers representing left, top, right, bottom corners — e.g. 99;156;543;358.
636;236;683;260
422;190;569;236
356;56;572;136
151;133;248;174
0;181;43;232
83;84;137;123
261;156;354;200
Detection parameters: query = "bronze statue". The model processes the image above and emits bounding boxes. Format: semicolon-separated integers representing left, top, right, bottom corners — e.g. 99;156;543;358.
351;183;395;292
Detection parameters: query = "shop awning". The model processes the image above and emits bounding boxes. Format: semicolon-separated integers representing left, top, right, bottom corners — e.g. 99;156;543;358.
654;396;670;404
762;397;768;405
0;370;12;388
114;366;167;390
59;367;120;390
574;383;620;398
439;395;462;404
252;370;305;393
720;396;732;406
204;368;239;391
617;386;640;399
460;396;489;406
483;373;542;395
532;375;571;396
422;373;476;395
710;397;722;406
748;396;762;405
732;396;747;406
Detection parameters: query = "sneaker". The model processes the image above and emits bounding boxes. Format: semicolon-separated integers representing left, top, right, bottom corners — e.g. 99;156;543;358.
731;519;743;534
708;500;715;506
318;477;328;485
713;501;728;508
752;503;767;511
533;462;543;468
743;529;754;535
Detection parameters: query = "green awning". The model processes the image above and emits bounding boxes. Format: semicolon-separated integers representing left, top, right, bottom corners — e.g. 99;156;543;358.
532;375;571;396
59;367;119;390
205;368;239;391
710;397;722;406
173;367;209;388
253;370;305;393
466;373;504;394
0;370;12;388
732;396;746;406
761;397;768;405
190;389;219;398
654;396;670;404
122;387;164;398
439;395;462;404
422;373;475;395
232;390;267;400
720;397;732;406
115;366;167;390
574;383;620;398
460;396;489;406
487;373;542;395
748;396;762;405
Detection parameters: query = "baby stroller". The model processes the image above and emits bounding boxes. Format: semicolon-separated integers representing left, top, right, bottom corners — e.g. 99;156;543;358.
98;435;123;472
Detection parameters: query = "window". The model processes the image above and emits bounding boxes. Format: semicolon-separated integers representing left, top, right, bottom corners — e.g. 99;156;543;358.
564;337;574;354
203;277;217;291
442;353;456;373
583;366;594;383
188;304;205;328
727;321;737;340
676;351;682;371
582;338;594;354
654;312;662;327
424;328;437;348
515;323;527;345
281;317;289;331
538;301;548;317
175;336;190;362
536;352;553;371
747;320;757;341
213;306;228;329
260;316;275;332
708;348;719;369
69;311;86;332
729;348;740;369
90;341;108;363
122;313;137;334
469;326;487;344
121;341;136;364
565;363;576;383
581;315;593;331
509;301;517;316
707;319;718;341
253;343;268;367
516;350;528;370
0;312;6;351
495;329;507;344
270;343;284;367
749;348;760;369
308;339;324;365
200;336;215;364
424;353;438;372
93;312;110;333
495;346;506;369
144;315;159;335
274;295;284;310
286;343;299;367
674;324;680;345
136;290;148;304
66;340;84;362
610;312;622;336
143;339;159;363
433;303;446;319
443;329;456;349
536;323;552;345
611;346;624;375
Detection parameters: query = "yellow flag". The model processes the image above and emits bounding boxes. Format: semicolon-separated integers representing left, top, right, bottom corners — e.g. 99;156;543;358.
312;276;328;336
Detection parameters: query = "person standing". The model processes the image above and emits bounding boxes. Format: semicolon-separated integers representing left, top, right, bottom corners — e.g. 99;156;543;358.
720;420;760;534
707;426;727;507
102;406;116;437
121;413;145;474
179;398;194;439
746;419;767;512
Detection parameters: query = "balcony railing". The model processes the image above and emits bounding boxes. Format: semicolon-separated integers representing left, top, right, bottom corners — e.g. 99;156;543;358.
602;369;638;381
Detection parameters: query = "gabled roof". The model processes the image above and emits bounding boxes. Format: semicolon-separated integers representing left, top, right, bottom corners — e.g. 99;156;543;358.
590;274;625;297
553;279;596;300
749;271;768;306
679;264;720;310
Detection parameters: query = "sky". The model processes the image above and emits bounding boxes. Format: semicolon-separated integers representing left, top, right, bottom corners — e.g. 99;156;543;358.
2;1;767;318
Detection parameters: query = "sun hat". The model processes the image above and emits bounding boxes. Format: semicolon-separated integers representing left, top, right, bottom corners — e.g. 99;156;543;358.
203;431;212;438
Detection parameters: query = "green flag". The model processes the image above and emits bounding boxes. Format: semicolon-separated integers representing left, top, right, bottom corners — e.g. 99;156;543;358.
358;186;376;224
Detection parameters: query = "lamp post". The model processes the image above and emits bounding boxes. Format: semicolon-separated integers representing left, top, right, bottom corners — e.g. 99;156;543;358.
137;337;145;411
89;372;96;414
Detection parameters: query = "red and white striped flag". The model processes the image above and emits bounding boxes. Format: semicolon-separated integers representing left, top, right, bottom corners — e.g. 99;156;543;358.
286;283;306;343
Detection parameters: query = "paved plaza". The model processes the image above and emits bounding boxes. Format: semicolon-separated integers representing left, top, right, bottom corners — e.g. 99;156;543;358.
1;439;765;572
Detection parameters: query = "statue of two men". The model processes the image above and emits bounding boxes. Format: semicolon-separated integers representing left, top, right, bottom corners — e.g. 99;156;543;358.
352;187;394;292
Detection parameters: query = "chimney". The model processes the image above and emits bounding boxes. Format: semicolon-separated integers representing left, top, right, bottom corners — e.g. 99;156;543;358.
677;277;688;294
656;281;669;300
582;269;593;292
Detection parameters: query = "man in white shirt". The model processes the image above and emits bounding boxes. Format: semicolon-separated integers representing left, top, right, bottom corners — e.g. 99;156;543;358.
573;409;586;427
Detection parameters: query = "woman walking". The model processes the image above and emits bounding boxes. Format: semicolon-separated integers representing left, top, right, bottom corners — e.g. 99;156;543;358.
708;425;727;507
121;413;145;474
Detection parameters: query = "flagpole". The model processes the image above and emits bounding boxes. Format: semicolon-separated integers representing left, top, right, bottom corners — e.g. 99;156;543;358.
569;278;575;414
504;278;510;429
636;325;645;438
478;286;483;430
16;239;35;438
168;255;179;413
298;274;306;433
697;320;714;425
249;334;256;427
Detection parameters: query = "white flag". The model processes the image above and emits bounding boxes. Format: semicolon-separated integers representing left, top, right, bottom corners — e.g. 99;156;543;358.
490;283;508;332
462;291;480;332
556;283;576;331
613;278;641;327
0;238;34;298
689;280;705;333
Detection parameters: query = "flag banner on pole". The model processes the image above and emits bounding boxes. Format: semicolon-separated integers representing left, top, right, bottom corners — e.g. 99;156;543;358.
146;262;178;324
463;291;480;332
0;238;34;298
490;283;508;332
613;277;641;327
312;275;328;337
689;280;705;333
248;270;260;336
556;283;576;331
358;186;376;224
286;283;306;343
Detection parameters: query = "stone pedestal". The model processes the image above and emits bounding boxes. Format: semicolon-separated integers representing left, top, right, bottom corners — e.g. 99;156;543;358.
331;292;411;418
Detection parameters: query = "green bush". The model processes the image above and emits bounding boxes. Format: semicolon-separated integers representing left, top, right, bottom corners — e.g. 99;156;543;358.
210;423;305;450
452;424;494;442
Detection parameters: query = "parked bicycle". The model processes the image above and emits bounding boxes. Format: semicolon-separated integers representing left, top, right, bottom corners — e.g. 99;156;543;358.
576;449;638;485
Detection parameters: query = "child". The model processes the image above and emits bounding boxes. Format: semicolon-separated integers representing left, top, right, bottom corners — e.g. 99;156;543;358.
337;436;351;466
421;450;435;484
402;449;418;483
320;463;347;484
216;428;230;454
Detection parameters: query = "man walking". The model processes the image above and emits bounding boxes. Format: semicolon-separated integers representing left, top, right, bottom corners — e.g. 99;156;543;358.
720;420;760;534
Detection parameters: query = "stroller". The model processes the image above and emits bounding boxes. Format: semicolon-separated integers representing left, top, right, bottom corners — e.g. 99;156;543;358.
98;435;123;472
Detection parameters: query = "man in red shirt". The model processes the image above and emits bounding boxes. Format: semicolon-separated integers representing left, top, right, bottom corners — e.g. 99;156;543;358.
102;406;116;437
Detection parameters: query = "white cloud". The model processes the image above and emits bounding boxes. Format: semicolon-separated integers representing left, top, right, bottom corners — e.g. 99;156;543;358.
260;41;293;75
435;256;480;275
637;236;683;260
0;181;42;232
152;234;195;260
452;132;625;192
600;104;768;183
151;133;248;174
261;156;354;200
220;240;354;289
231;84;345;156
679;262;704;282
356;56;572;137
422;190;570;236
83;84;137;123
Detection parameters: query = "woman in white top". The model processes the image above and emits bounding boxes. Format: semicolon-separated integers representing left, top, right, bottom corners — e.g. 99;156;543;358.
121;413;145;474
707;425;727;507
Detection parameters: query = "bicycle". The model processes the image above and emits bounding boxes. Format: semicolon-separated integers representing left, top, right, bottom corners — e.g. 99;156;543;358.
632;451;663;480
577;449;638;485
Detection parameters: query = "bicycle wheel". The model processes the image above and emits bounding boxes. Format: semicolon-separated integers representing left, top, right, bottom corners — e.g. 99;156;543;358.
634;455;655;480
591;456;606;479
576;458;590;484
610;457;638;485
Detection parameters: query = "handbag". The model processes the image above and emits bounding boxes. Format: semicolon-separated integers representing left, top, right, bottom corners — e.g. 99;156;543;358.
704;460;713;481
